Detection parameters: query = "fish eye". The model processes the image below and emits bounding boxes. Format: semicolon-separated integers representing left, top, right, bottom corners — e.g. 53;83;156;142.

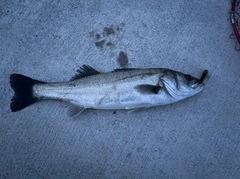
185;74;192;81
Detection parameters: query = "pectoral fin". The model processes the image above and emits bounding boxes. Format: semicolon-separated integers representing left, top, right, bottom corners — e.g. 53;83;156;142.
134;84;161;95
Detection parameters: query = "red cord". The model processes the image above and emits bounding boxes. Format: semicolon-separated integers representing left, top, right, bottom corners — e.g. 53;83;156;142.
231;0;240;43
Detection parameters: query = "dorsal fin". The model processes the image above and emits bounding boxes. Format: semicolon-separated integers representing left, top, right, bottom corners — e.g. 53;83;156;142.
70;65;100;81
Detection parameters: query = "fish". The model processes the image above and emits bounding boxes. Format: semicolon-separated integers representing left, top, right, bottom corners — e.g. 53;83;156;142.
10;65;208;116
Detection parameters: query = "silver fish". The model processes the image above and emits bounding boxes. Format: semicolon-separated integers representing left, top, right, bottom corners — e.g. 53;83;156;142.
10;65;207;116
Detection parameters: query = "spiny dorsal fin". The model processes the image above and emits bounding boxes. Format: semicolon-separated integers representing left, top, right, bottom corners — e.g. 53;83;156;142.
70;65;100;81
134;84;162;95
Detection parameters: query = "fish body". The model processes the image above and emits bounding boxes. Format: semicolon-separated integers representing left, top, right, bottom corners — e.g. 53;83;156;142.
10;65;206;116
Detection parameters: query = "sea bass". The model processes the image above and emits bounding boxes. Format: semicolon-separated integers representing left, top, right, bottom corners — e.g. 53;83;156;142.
10;65;208;116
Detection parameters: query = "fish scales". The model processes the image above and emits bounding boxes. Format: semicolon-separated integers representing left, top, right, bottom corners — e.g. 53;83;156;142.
33;69;164;109
10;65;207;116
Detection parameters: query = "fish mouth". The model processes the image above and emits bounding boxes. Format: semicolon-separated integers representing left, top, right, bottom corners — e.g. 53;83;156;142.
191;70;208;89
191;81;204;90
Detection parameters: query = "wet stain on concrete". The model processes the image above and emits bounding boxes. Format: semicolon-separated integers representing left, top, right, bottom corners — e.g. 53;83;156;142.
103;26;115;36
117;51;128;67
106;42;114;47
95;40;106;48
90;23;130;68
95;33;101;39
116;23;125;32
90;23;125;49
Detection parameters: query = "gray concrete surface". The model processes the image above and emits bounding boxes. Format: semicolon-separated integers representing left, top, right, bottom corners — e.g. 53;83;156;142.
1;0;240;178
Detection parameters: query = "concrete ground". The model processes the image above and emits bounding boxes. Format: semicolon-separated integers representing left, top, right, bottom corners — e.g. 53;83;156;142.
1;0;240;178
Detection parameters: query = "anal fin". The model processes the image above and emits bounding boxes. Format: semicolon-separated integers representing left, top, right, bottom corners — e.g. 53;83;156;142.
67;104;85;117
126;103;152;114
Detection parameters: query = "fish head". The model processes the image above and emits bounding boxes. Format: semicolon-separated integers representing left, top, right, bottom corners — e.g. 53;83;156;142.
161;70;205;99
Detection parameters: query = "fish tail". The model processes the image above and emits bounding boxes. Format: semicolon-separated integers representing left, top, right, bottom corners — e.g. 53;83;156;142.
10;74;45;112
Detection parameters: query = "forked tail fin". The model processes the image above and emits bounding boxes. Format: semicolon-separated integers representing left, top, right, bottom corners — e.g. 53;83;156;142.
10;74;45;112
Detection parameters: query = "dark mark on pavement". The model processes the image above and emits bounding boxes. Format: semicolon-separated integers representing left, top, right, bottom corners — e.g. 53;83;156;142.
106;42;114;47
95;40;106;48
96;33;101;39
117;51;128;67
103;26;115;36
